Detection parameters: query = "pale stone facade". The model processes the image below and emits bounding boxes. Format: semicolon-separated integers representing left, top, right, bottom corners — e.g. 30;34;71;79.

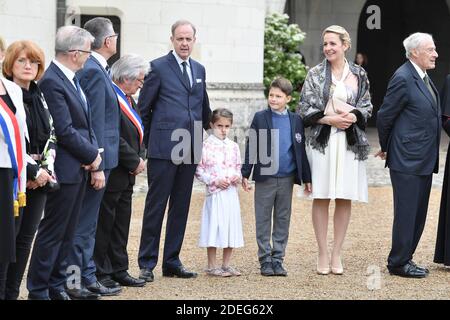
0;0;269;151
0;0;56;64
291;0;365;66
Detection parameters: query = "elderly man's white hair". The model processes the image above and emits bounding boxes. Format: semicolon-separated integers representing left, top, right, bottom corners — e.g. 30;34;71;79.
403;32;434;59
111;54;150;83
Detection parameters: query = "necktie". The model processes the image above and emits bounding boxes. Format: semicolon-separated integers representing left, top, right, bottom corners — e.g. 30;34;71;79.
181;61;191;90
73;76;88;112
126;95;133;107
105;65;111;78
423;75;437;105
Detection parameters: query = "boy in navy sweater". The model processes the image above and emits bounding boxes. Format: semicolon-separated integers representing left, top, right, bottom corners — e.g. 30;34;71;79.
242;77;312;276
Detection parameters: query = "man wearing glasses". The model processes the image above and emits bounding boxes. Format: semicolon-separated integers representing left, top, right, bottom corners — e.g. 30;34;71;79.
27;26;102;300
66;17;122;299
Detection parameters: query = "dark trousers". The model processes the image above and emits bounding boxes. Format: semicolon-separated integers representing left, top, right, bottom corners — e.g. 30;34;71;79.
94;183;134;278
138;158;197;270
388;170;432;267
0;168;15;300
4;189;46;300
254;176;294;264
27;177;87;299
67;170;110;286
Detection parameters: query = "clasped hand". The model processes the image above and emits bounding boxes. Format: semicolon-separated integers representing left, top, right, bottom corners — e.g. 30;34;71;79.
329;113;356;130
82;152;102;172
27;169;52;190
216;175;241;190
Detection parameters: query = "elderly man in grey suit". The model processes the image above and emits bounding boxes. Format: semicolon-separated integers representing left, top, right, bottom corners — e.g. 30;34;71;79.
376;32;440;278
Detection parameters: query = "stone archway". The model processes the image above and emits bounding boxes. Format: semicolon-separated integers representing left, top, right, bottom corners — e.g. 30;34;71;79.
356;0;450;126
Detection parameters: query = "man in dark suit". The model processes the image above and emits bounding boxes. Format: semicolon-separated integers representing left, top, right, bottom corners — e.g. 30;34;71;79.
376;32;440;278
93;54;149;288
138;20;211;282
27;26;102;300
66;17;121;298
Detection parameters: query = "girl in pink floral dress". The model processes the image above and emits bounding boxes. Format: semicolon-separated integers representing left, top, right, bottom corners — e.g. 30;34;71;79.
195;108;244;277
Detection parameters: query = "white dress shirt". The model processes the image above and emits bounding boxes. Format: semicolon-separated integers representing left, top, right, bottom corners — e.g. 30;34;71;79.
52;59;87;102
410;60;427;80
91;51;108;70
172;51;193;86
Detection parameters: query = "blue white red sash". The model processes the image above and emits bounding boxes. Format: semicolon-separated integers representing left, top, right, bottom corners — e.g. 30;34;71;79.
113;84;144;144
0;97;26;215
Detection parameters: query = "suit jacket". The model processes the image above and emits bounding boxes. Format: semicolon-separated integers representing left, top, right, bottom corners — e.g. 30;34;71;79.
39;62;99;184
241;108;311;185
107;96;146;192
138;51;211;160
77;55;120;170
377;60;441;175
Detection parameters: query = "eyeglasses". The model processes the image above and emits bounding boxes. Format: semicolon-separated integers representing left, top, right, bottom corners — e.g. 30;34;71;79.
105;33;119;41
16;58;40;67
137;78;145;88
67;49;92;55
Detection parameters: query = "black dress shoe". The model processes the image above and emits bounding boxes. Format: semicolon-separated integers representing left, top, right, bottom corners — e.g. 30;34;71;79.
66;288;100;300
162;265;198;278
86;281;122;296
98;276;121;289
272;261;288;276
139;268;155;282
388;262;428;278
49;291;72;300
113;273;146;287
409;260;430;274
260;262;274;276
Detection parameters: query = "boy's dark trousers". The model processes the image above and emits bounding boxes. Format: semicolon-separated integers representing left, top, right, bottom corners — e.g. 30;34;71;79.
254;176;295;265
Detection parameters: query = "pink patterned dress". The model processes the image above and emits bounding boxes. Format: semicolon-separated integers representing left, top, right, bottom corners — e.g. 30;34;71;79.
195;134;244;248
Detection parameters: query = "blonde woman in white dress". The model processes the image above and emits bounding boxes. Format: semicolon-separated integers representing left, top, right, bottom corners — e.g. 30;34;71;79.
195;108;244;277
298;25;372;275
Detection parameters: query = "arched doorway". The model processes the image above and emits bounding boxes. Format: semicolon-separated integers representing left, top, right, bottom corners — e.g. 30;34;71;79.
357;0;450;126
80;15;122;65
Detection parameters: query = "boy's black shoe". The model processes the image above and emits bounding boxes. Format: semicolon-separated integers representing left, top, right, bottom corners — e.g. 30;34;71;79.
272;261;288;276
260;262;275;276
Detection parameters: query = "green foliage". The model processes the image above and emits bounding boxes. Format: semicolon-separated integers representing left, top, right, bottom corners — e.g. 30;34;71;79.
264;13;307;111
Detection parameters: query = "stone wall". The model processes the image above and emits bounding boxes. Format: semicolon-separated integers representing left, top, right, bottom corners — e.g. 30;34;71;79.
65;0;268;149
0;0;56;63
207;82;266;154
286;0;366;67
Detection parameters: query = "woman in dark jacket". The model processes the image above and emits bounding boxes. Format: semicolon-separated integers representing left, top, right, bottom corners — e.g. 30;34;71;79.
1;40;56;300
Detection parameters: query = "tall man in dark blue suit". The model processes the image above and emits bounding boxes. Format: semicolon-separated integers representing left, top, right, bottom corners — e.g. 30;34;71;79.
138;20;211;281
66;17;121;298
27;26;102;300
376;32;440;278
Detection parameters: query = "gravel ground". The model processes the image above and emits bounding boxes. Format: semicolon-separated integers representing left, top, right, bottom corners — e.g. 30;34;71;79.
17;128;450;300
93;185;450;300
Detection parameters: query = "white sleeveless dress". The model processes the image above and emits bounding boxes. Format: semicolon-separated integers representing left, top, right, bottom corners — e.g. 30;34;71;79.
306;61;368;202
